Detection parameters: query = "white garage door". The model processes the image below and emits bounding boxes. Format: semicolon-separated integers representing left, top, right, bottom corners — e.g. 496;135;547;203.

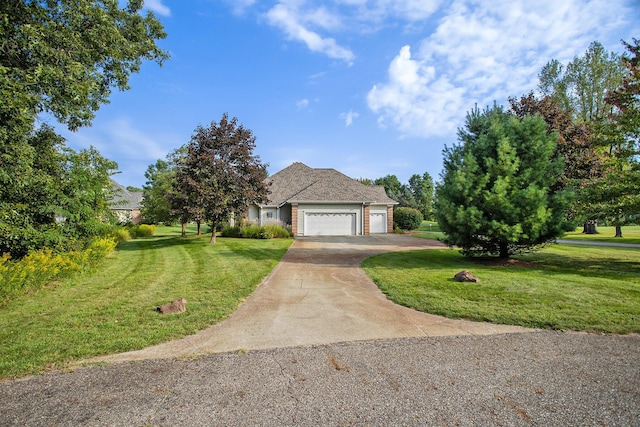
305;213;356;236
370;213;387;233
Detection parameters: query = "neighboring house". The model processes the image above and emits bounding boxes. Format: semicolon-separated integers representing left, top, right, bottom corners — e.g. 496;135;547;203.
248;162;397;236
110;180;143;224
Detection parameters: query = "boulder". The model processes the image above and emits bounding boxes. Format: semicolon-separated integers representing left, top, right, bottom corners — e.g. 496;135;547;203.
454;270;479;283
157;297;187;314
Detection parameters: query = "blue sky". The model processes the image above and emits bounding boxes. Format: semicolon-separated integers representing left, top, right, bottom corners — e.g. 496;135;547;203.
51;0;639;189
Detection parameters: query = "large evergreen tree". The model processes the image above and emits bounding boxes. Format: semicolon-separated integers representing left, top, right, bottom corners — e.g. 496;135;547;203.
374;175;417;209
408;172;435;220
434;105;573;259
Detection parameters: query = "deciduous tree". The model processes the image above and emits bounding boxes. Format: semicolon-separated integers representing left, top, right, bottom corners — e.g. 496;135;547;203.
1;0;168;255
172;114;270;243
0;127;117;257
0;0;168;132
539;41;625;124
142;148;186;225
594;38;640;236
538;41;628;234
509;93;606;231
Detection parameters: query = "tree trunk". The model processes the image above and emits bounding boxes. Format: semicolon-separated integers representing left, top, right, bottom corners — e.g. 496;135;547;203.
209;221;217;244
583;220;598;234
181;222;186;237
499;243;509;260
197;220;201;236
615;226;623;238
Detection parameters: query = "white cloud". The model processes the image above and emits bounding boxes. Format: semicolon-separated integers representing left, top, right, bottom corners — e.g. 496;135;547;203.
375;0;443;21
296;98;310;109
332;0;442;26
144;0;171;17
226;0;257;15
368;0;637;139
105;118;169;160
55;117;180;187
368;45;465;137
60;118;171;165
266;3;355;64
253;0;445;63
340;109;360;126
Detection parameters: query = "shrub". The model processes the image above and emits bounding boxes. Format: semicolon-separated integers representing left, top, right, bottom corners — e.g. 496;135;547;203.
0;236;117;305
81;237;118;267
128;224;156;238
394;207;423;231
112;228;131;243
241;224;263;239
221;225;242;237
239;224;292;239
262;224;292;238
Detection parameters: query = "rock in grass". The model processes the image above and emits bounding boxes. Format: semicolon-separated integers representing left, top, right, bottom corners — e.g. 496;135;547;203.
454;270;479;283
157;297;187;314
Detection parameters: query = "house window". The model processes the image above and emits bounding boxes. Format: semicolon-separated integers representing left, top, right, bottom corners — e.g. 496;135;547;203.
266;212;273;219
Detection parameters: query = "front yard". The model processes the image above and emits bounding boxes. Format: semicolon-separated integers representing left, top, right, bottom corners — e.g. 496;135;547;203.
0;226;292;379
363;243;640;334
2;222;638;380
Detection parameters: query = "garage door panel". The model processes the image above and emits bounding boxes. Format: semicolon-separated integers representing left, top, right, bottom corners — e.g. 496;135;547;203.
370;213;386;233
305;213;356;236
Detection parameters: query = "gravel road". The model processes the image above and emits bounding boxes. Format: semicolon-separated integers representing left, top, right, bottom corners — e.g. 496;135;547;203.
1;331;638;426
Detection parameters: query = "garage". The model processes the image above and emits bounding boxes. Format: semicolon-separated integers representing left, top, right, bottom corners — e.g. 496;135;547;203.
369;213;387;234
304;213;356;236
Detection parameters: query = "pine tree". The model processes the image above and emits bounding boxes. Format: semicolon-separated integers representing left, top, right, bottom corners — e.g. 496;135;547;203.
434;105;573;258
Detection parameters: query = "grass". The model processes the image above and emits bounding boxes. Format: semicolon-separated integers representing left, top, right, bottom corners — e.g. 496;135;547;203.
362;244;640;334
563;225;640;245
411;221;444;240
0;225;292;379
412;222;640;245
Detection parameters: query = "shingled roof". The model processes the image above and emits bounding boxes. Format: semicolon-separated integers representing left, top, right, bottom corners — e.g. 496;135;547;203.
263;162;397;206
110;180;143;210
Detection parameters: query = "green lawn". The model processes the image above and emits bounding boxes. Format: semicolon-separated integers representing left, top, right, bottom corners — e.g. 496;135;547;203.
412;221;444;240
412;222;640;245
0;226;292;379
563;225;640;245
363;244;640;334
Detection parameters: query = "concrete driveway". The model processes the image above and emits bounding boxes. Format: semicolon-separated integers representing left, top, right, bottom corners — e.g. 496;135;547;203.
91;235;530;364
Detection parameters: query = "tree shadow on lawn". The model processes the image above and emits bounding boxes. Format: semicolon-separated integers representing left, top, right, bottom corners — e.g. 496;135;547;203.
464;252;640;281
115;235;290;263
116;235;203;251
369;248;639;282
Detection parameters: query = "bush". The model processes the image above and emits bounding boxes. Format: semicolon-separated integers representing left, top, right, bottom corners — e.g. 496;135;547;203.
394;207;423;231
226;223;292;239
81;237;118;267
220;225;242;238
128;224;156;238
112;228;131;243
241;224;263;239
0;236;117;305
262;224;292;238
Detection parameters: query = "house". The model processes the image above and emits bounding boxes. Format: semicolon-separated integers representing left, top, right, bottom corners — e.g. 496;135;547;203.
248;162;397;236
110;180;143;224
